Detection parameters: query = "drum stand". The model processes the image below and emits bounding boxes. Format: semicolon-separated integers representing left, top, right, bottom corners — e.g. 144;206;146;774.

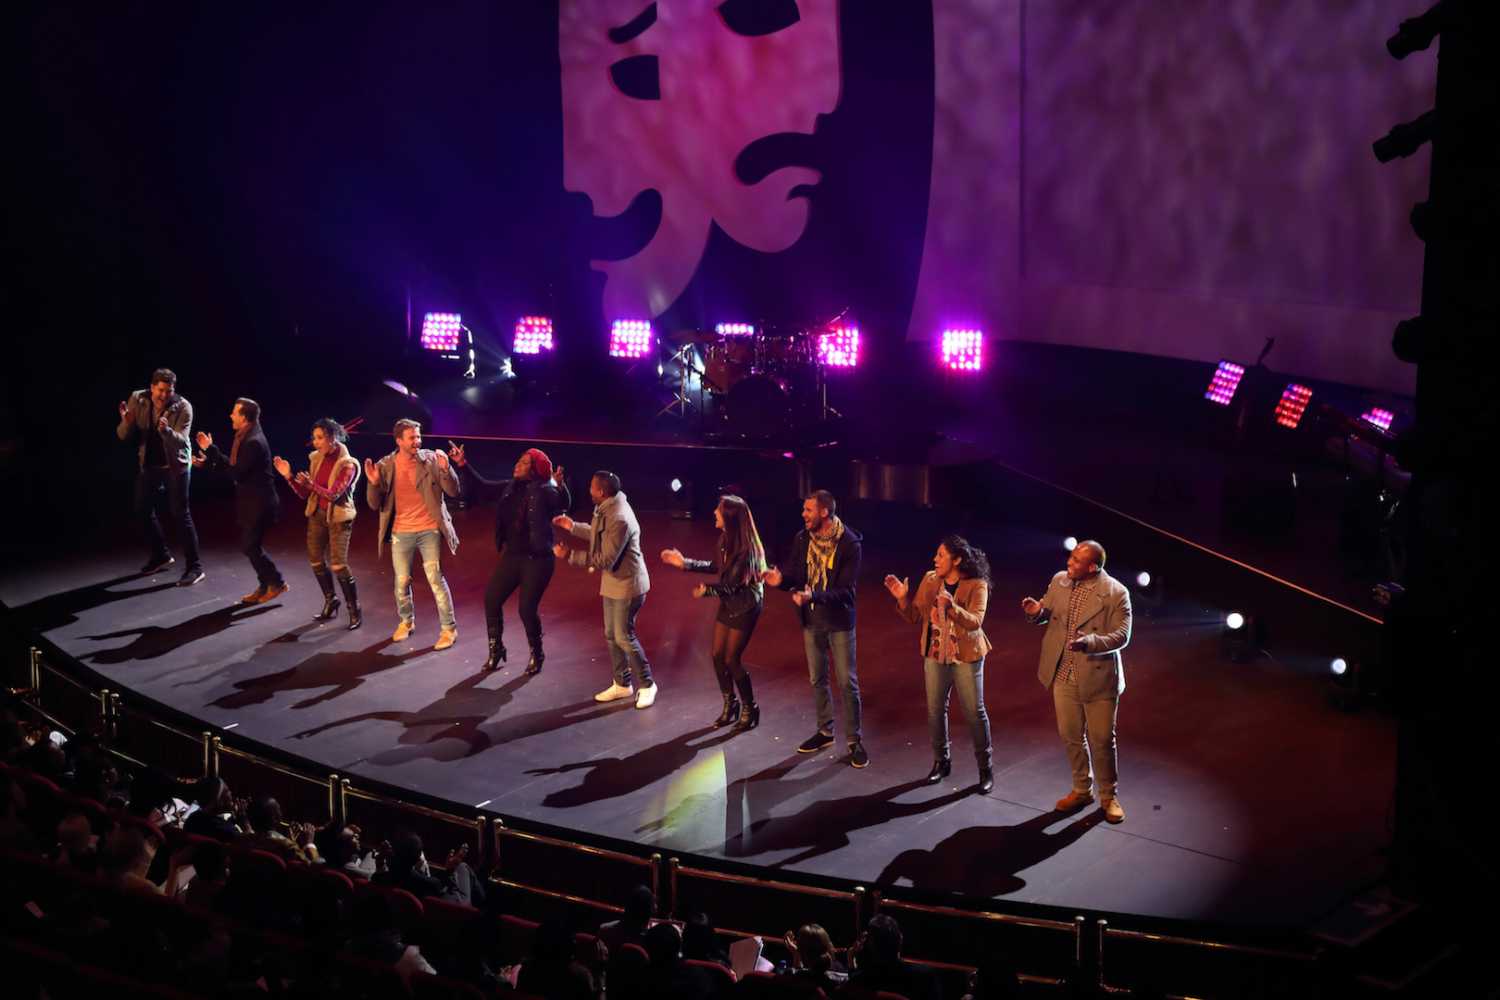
817;366;842;422
655;343;703;419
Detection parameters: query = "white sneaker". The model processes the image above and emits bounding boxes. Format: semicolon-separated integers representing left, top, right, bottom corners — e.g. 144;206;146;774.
635;683;658;709
595;682;635;703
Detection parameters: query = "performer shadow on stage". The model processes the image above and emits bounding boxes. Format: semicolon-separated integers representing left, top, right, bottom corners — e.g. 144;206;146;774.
527;725;738;810
720;756;968;869
15;574;179;634
84;602;279;665
877;810;1106;898
286;671;630;766
208;638;423;711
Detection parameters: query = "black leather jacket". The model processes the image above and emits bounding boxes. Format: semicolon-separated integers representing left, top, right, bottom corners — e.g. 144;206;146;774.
459;463;570;556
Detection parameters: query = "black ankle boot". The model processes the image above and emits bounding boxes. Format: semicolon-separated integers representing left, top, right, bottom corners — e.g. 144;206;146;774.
714;695;741;728
338;576;361;630
313;572;339;621
927;758;952;784
732;672;759;731
977;767;994;794
526;649;544;676
483;638;507;672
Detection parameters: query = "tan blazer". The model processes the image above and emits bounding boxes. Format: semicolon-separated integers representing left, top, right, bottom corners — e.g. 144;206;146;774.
1027;569;1131;701
896;572;992;663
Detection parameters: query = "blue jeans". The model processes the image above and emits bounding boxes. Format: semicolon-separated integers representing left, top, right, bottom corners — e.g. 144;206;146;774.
803;627;862;744
924;657;992;769
602;593;653;688
134;467;201;572
391;531;455;630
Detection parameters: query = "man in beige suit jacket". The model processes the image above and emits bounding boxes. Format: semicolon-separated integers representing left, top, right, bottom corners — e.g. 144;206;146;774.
1022;540;1132;823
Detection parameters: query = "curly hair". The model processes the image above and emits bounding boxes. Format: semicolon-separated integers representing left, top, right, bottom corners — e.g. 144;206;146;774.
940;534;990;584
311;417;347;444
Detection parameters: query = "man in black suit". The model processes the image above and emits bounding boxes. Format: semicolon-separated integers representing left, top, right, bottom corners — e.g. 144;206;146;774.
197;398;286;604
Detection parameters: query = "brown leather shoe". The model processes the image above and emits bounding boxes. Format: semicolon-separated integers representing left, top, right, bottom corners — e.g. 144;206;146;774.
1101;797;1125;824
433;627;457;651
240;586;267;605
392;621;414;642
1055;790;1095;812
257;582;289;604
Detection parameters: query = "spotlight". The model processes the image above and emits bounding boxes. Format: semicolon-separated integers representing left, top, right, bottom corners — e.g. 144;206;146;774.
668;478;694;519
940;328;984;372
1330;657;1349;677
609;319;654;359
715;322;756;338
1273;383;1313;429
817;324;860;368
1220;612;1264;663
670;478;683;493
1063;536;1078;551
1372;109;1435;163
1386;3;1449;60
513;316;554;355
1204;360;1245;406
1328;656;1368;711
1135;571;1151;588
420;312;463;352
1360;407;1395;433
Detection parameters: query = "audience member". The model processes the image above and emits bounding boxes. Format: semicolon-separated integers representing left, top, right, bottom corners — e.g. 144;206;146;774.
516;914;597;1000
348;890;436;983
183;777;243;841
373;830;485;907
598;882;656;955
682;911;732;970
781;922;847;992
245;795;318;863
846;914;941;1000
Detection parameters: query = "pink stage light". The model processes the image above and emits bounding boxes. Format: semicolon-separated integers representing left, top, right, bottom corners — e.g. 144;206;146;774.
420;312;462;352
818;324;860;368
1205;360;1245;406
940;328;984;372
513;316;554;355
1361;407;1395;432
1274;383;1313;429
715;322;756;337
608;319;654;359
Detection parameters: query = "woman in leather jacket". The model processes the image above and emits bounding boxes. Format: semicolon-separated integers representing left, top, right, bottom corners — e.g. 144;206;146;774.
449;443;569;673
661;494;767;731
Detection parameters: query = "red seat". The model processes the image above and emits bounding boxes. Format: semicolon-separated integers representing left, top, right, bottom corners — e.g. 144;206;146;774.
500;913;540;964
357;881;426;937
734;972;831;999
687;956;739;988
411;971;488;1000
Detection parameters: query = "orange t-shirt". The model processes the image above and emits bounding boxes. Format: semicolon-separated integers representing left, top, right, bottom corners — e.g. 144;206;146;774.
391;454;439;534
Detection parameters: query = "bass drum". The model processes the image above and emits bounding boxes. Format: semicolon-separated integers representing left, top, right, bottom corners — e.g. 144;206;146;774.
723;374;791;440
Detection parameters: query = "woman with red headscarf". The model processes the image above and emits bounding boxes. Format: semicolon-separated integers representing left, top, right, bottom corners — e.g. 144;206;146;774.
448;443;569;673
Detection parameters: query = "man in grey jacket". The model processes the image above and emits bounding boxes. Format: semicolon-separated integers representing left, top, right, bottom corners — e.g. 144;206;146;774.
364;419;461;651
1022;540;1132;824
553;471;658;709
116;368;204;585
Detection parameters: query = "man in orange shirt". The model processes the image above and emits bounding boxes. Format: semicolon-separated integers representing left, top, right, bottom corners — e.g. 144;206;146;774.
365;419;461;650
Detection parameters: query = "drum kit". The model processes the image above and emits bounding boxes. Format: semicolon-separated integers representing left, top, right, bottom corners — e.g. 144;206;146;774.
657;322;837;438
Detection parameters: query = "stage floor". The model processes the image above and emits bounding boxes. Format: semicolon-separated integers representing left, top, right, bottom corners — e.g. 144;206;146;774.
0;494;1393;927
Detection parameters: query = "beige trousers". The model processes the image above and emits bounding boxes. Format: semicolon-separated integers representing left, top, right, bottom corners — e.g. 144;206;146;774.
1052;678;1120;800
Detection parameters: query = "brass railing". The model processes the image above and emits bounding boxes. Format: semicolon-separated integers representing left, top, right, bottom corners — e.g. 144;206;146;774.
12;643;1330;994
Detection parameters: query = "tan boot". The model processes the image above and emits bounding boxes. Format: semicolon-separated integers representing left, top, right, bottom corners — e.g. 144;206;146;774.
434;627;457;651
392;620;414;642
1055;790;1095;812
1101;797;1125;824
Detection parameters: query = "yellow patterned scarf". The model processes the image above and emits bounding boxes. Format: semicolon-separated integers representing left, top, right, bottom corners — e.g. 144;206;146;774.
805;516;844;592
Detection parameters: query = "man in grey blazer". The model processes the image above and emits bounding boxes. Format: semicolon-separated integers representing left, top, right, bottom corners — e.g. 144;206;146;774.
1022;540;1132;823
553;472;659;709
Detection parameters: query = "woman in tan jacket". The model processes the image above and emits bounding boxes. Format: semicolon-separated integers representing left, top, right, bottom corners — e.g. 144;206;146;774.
885;535;994;793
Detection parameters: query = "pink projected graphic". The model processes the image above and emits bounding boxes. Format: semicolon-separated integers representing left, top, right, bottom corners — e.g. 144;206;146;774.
561;0;839;319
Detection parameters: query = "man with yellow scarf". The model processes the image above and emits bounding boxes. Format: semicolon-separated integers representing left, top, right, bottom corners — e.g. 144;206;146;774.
763;490;867;767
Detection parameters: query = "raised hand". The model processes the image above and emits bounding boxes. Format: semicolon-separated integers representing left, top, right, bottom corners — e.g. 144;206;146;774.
1021;596;1042;616
691;583;709;599
447;442;466;467
118;400;128;419
364;457;381;484
553;514;574;532
272;456;292;479
660;548;685;569
552;464;566;485
195;430;212;450
762;566;783;588
882;574;908;600
552;541;569;559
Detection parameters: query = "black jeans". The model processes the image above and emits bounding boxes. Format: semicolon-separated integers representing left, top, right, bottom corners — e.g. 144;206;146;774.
485;552;555;652
239;501;283;588
135;467;202;571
